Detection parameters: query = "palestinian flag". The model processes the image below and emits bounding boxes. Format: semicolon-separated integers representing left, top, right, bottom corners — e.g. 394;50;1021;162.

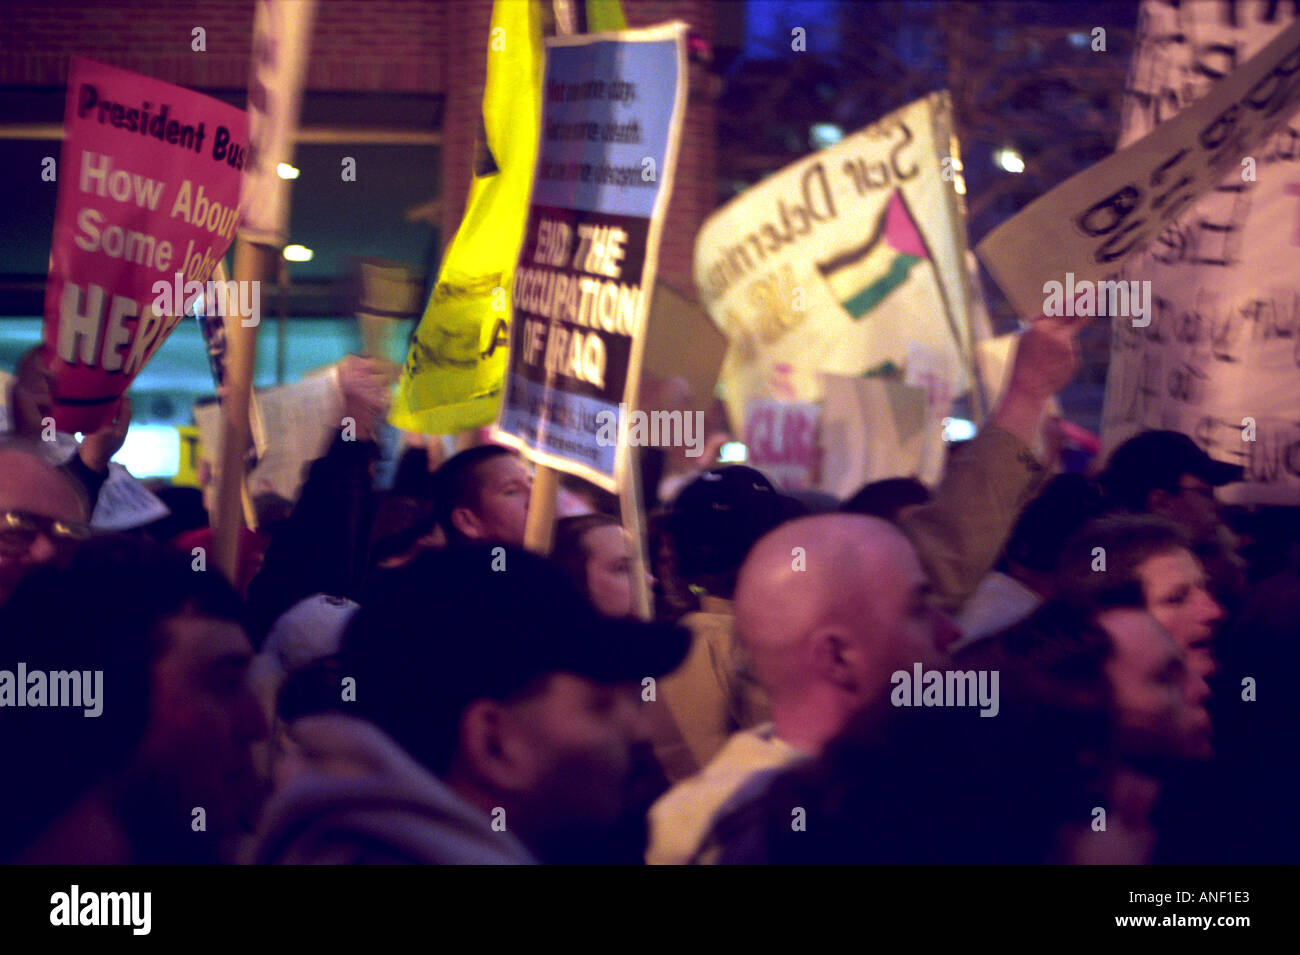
817;190;932;320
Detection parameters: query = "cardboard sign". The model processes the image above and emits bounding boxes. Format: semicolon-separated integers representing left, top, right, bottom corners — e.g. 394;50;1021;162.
43;58;249;433
977;15;1300;320
494;22;688;492
693;92;975;435
641;279;728;416
1100;1;1300;504
818;372;941;495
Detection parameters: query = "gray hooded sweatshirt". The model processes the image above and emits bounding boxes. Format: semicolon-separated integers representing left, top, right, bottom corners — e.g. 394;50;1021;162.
252;713;536;865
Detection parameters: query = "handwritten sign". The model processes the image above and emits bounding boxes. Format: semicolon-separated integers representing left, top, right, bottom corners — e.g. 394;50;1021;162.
977;15;1300;320
1100;1;1300;504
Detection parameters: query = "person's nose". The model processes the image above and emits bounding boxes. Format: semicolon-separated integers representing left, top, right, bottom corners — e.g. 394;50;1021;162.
1197;588;1225;625
27;532;58;564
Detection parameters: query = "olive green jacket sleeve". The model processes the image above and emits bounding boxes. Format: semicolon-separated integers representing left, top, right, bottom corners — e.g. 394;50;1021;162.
897;424;1049;615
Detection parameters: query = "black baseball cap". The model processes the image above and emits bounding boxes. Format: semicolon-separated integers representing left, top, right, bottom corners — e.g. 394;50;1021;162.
669;466;785;578
1100;430;1244;511
341;546;690;747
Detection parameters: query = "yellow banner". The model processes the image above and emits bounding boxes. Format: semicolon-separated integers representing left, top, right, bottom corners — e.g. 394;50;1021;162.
390;0;546;434
175;424;200;488
585;0;626;31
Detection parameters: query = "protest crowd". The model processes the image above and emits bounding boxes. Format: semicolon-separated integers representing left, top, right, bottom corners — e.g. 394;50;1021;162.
1;0;1298;872
1;310;1295;866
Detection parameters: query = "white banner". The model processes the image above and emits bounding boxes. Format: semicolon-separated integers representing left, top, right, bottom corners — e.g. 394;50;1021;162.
694;92;975;435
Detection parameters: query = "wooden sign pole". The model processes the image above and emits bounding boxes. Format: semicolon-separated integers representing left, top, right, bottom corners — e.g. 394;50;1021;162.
213;239;276;584
522;463;560;555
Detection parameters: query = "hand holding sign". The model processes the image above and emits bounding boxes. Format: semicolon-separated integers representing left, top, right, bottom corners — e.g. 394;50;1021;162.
9;345;133;473
338;354;399;443
78;394;131;473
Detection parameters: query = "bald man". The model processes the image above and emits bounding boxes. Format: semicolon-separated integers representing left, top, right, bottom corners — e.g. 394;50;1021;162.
0;441;91;605
646;514;957;864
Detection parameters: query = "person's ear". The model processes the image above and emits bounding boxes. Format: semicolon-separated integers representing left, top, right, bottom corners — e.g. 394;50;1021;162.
458;699;534;792
810;628;859;692
450;506;484;540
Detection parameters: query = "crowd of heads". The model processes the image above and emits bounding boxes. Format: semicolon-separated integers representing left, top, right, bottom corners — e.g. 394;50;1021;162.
0;413;1294;865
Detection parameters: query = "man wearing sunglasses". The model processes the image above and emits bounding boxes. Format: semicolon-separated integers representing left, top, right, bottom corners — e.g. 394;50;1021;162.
0;439;93;605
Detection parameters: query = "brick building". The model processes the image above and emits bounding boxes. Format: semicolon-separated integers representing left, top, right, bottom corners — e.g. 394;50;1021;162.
0;0;720;296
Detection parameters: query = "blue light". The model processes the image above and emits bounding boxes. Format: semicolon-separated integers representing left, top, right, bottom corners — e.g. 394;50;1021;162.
810;122;844;150
719;441;748;463
942;417;977;442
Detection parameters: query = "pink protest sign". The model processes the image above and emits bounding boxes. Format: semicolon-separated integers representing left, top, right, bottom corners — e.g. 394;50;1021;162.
745;399;821;491
43;58;248;433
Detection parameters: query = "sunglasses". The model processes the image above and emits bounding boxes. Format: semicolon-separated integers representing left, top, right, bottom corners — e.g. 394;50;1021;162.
0;510;92;557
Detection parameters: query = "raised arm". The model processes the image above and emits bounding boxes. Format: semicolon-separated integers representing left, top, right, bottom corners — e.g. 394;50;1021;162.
898;314;1085;613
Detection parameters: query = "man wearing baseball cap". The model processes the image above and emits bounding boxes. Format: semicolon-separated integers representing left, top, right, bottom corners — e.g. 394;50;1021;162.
650;466;786;783
1099;430;1246;600
253;546;690;865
